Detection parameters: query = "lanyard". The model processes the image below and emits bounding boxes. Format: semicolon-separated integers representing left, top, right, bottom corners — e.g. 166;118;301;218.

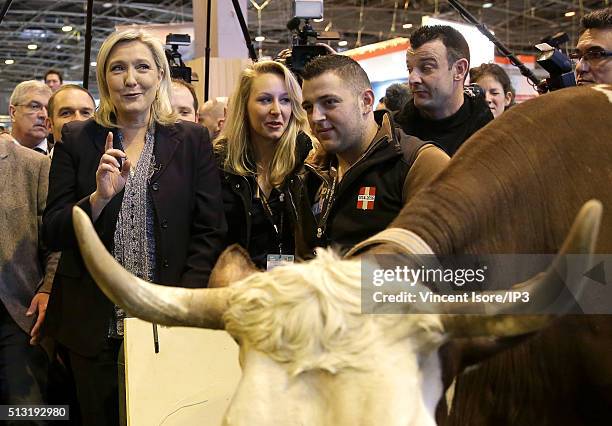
256;182;285;254
316;169;338;239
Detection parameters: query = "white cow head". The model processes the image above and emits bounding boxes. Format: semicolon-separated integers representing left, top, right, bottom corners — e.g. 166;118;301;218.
222;250;445;426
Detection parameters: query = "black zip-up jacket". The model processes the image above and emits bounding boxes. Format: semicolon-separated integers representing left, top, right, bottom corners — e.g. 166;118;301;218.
289;110;449;259
216;132;312;268
394;92;493;156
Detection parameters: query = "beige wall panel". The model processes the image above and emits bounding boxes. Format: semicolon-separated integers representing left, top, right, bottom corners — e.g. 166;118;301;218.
186;57;251;103
124;318;241;426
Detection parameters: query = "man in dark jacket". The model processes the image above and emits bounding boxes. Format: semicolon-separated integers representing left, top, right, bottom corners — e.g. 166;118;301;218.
295;55;449;258
394;25;493;156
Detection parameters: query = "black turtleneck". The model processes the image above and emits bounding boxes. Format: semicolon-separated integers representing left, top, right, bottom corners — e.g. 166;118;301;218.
394;92;493;156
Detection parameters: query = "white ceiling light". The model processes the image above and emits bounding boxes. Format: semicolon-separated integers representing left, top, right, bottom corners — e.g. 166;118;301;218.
90;61;97;67
62;25;73;32
338;40;348;47
255;36;265;42
402;23;413;29
564;11;576;17
482;2;493;8
27;44;38;50
5;59;14;65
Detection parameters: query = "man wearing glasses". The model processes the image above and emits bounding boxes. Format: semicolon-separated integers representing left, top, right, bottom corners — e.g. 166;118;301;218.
574;7;612;85
5;80;52;155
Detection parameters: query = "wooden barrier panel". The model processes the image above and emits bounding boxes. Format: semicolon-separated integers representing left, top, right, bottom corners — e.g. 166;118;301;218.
124;318;241;426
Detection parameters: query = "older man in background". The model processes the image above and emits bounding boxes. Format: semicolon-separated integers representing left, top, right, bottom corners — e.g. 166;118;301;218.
0;136;57;411
7;80;52;154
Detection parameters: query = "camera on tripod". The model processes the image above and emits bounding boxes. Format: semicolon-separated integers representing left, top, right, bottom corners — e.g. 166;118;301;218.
165;33;194;84
285;0;338;75
535;32;576;92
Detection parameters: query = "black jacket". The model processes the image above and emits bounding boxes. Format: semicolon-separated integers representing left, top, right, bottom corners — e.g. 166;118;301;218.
290;110;448;259
217;132;312;268
394;92;493;156
42;118;227;356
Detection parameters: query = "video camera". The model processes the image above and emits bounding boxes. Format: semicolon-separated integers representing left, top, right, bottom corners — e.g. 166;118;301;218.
464;83;485;99
165;33;193;84
285;0;338;75
535;32;576;92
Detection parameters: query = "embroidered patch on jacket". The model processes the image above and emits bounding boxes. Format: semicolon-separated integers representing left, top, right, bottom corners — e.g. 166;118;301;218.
357;186;376;210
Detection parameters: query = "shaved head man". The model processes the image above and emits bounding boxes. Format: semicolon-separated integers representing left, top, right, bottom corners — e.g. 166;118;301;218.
199;97;227;139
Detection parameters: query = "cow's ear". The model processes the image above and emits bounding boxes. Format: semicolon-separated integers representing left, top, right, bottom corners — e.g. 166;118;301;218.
209;244;259;288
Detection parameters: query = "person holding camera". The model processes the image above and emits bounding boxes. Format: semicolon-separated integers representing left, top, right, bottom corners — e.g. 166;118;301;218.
214;60;312;270
42;29;226;425
395;25;493;156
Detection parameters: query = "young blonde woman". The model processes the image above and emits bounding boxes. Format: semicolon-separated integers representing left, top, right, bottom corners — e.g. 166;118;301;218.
215;61;312;269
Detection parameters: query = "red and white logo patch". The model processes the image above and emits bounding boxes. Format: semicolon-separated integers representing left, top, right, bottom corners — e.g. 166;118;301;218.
357;186;376;210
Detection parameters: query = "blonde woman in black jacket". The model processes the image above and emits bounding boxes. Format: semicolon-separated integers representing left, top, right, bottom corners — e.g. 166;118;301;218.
43;29;226;425
215;61;312;270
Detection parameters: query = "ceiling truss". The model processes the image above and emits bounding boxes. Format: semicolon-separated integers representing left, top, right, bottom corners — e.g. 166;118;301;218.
0;0;608;96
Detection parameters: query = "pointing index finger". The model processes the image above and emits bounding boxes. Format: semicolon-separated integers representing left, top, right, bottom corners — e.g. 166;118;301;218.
105;132;113;152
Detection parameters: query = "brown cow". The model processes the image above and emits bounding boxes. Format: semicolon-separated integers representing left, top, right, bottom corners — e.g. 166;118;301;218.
384;84;612;425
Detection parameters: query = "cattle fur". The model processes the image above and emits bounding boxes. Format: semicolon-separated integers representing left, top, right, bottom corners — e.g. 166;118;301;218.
385;85;612;425
223;248;444;377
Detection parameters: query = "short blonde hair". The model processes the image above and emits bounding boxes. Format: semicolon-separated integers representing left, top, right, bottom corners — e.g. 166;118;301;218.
9;80;52;107
215;61;309;187
95;28;177;128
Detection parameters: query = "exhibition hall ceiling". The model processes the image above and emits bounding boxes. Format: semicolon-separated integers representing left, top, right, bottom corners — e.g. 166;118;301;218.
0;0;607;94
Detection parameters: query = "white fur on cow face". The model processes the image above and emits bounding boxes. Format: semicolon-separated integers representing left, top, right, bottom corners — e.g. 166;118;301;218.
592;84;612;103
222;249;446;426
225;338;442;426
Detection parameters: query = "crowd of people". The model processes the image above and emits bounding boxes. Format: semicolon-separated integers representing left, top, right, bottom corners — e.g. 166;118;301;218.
0;5;610;425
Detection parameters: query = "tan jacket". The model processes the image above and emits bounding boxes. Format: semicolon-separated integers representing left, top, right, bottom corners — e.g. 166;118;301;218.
0;139;57;333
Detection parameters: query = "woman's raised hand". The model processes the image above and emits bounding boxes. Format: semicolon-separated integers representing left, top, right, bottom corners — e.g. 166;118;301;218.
90;132;131;220
95;132;131;201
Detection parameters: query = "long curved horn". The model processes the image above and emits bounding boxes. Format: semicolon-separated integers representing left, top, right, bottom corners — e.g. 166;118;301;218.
72;206;233;329
442;199;602;337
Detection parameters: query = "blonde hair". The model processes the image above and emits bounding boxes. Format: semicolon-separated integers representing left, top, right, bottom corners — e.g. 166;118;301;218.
215;61;309;187
94;28;177;128
224;248;444;376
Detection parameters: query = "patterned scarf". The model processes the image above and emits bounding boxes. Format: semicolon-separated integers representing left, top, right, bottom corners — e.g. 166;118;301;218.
109;125;157;338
